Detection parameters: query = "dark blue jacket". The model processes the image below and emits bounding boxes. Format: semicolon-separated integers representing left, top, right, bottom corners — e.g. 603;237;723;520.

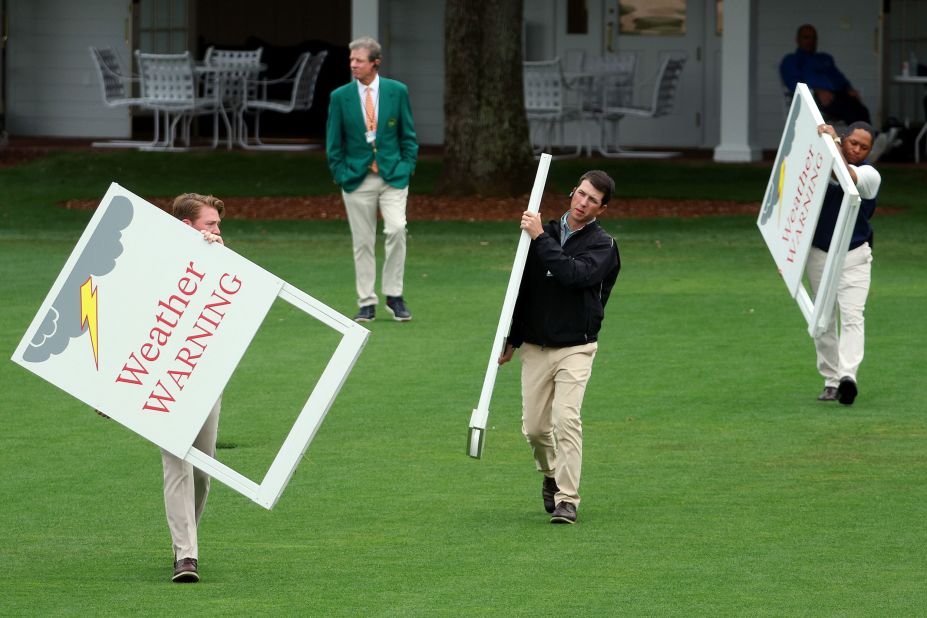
780;48;853;94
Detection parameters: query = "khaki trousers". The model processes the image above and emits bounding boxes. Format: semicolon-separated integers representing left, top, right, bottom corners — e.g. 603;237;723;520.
160;397;221;561
806;243;872;387
519;342;597;507
342;173;409;307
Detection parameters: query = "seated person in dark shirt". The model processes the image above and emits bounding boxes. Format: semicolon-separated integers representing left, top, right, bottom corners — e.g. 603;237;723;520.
780;24;871;125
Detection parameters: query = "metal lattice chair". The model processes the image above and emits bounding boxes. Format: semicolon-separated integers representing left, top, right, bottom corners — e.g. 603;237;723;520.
135;51;223;150
89;46;160;148
587;51;637;109
237;50;327;150
594;55;687;158
523;58;584;159
202;47;264;147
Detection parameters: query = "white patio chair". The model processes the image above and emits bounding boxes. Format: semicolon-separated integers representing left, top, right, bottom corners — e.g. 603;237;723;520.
594;55;687;158
135;51;223;151
590;51;638;108
237;50;327;150
201;47;264;149
88;46;161;149
523;58;584;159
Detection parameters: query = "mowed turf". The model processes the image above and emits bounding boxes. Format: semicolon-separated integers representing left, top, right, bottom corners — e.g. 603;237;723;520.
0;152;925;616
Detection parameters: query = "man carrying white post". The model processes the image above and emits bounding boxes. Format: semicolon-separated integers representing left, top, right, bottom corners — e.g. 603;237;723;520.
162;193;225;583
498;171;620;525
807;122;881;405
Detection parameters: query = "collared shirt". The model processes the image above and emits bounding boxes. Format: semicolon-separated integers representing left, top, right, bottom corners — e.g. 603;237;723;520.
560;211;595;246
355;74;380;127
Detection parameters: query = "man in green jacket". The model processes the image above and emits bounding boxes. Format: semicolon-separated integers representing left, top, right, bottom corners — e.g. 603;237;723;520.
326;36;418;322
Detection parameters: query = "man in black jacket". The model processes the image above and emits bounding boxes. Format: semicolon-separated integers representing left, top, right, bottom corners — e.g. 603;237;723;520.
498;170;621;524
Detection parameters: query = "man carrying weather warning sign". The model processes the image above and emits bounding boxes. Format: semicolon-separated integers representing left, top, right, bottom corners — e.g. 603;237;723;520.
12;183;369;583
758;83;881;407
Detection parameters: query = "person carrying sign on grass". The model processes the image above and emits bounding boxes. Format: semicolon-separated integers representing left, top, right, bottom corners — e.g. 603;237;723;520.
162;193;225;583
807;123;881;405
498;170;621;525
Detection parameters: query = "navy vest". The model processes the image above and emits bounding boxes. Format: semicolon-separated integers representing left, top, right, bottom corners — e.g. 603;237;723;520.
811;168;876;252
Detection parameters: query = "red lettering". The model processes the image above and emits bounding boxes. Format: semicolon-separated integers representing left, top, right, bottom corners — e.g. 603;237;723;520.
115;352;149;386
142;380;176;413
219;273;242;295
184;322;213;352
186;261;206;281
140;342;160;362
167;369;192;391
158;294;189;318
174;347;202;371
198;291;230;328
177;276;199;296
149;327;171;347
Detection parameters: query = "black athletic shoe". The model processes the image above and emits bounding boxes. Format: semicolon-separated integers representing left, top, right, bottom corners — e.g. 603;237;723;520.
354;305;376;322
818;386;839;401
542;476;559;514
837;377;858;405
550;501;577;524
385;296;412;321
172;557;199;583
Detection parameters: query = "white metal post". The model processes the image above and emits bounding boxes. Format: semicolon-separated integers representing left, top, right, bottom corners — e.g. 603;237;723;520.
468;154;552;459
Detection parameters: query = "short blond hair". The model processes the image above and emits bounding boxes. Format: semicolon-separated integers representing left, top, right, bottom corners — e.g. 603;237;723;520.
172;193;225;221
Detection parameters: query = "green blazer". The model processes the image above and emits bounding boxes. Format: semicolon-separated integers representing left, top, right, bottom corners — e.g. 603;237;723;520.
326;76;419;193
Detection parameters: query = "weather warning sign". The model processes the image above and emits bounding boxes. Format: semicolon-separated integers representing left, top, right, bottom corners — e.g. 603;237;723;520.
757;83;861;338
12;183;282;459
13;183;370;509
757;83;836;297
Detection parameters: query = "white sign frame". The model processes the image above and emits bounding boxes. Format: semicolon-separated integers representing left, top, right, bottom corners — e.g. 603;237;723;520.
757;83;861;338
12;183;370;509
468;154;552;458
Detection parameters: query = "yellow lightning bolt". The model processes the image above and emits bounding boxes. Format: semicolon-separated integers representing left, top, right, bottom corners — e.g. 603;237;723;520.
79;276;100;370
776;158;786;226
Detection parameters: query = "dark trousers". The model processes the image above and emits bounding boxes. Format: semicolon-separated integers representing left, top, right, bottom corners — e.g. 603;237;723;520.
819;90;871;125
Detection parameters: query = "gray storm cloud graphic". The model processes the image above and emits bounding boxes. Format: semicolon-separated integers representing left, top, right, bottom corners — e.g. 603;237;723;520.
760;112;797;226
23;196;134;363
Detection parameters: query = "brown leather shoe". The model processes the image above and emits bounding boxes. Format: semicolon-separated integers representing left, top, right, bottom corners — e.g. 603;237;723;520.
172;557;199;583
818;386;839;401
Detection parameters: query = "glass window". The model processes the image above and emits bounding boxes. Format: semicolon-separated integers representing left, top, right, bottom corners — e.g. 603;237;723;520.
619;0;687;36
139;0;188;53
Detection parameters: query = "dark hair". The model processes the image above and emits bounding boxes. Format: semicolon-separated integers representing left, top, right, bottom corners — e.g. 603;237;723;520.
796;24;817;38
843;121;877;142
577;170;615;205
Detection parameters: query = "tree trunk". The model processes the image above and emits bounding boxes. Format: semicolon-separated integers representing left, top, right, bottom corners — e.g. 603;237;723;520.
438;0;535;196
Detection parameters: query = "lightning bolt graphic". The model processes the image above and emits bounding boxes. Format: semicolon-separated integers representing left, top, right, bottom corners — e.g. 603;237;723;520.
79;276;100;370
776;158;786;226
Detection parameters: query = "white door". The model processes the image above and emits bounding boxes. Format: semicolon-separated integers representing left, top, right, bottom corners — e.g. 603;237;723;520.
6;0;133;138
526;0;713;150
613;0;708;148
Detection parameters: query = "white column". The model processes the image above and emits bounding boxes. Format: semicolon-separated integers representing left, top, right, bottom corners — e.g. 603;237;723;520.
352;0;380;41
713;0;761;162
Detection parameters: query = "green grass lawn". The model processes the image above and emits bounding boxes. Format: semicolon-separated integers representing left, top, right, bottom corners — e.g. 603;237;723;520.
1;152;925;616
